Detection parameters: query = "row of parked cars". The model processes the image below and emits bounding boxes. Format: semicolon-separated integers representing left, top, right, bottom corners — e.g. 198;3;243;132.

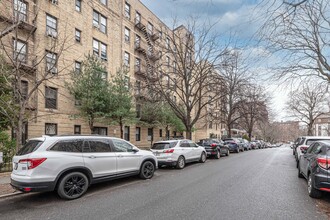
292;136;330;198
11;135;268;200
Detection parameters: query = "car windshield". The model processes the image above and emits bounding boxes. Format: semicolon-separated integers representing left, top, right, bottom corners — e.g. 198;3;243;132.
197;140;213;145
16;140;43;156
152;142;178;150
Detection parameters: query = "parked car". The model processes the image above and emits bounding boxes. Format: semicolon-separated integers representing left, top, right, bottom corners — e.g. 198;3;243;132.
150;139;207;169
11;135;157;200
296;136;330;168
298;140;330;198
197;139;230;158
293;137;303;156
238;138;251;151
223;138;244;153
250;141;259;149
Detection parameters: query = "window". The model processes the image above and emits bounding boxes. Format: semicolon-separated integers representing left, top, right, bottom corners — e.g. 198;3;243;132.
14;0;27;21
21;81;28;100
75;29;81;42
159;129;162;137
180;140;190;148
13;39;27;63
93;39;107;61
173;61;177;73
45;123;57;136
93;127;108;135
147;22;153;35
136;127;141;141
148;128;153;141
125;3;131;19
74;125;81;134
75;61;81;74
75;0;81;12
135;80;141;95
93;10;107;34
100;0;107;5
135;11;141;24
124;52;130;67
46;14;57;37
166;37;170;50
46;51;57;74
136;104;141;118
173;95;176;103
166;56;170;67
124;27;130;42
135;34;141;47
135;58;141;70
124;126;130;141
112;139;133;152
51;140;83;152
45;87;57;109
84;140;111;152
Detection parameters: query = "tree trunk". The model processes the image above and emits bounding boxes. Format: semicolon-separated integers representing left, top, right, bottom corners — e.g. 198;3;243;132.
307;123;313;136
119;117;123;139
227;124;232;138
88;116;94;134
186;129;192;140
15;109;24;151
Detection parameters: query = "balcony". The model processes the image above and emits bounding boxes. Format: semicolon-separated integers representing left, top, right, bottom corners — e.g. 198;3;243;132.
150;32;159;41
0;13;36;36
134;42;146;54
135;18;146;32
12;53;37;73
148;51;161;62
135;64;147;77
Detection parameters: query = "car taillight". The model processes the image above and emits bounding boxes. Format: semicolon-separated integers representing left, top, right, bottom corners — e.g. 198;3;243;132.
211;143;217;148
163;149;174;153
18;158;47;169
317;158;330;169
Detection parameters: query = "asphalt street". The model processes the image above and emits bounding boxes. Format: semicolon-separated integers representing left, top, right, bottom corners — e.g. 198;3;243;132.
0;146;328;220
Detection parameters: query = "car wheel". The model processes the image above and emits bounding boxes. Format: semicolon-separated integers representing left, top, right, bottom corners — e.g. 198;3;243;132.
215;150;221;159
298;164;303;178
236;148;240;153
296;160;299;168
200;152;207;163
139;161;155;179
226;149;230;156
308;174;322;198
176;156;185;169
57;172;89;200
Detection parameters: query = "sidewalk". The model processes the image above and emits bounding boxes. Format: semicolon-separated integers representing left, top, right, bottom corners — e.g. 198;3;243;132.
0;172;19;198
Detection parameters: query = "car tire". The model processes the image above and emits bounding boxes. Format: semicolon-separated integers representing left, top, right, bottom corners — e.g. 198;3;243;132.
296;160;299;168
139;161;155;179
236;148;240;153
308;174;322;198
226;149;230;156
200;152;207;163
57;172;89;200
176;156;185;169
298;164;303;178
215;150;221;159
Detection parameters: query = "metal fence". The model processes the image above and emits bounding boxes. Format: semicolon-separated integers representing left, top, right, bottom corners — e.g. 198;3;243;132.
0;157;12;173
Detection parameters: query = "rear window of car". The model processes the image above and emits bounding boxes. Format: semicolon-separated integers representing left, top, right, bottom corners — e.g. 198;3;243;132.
50;140;83;152
16;140;43;156
197;140;212;145
306;139;330;145
152;142;177;150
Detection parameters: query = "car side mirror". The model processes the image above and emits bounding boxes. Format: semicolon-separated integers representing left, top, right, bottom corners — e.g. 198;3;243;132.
132;148;139;153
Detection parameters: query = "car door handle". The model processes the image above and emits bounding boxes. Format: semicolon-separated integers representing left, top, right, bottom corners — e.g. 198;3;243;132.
117;155;124;158
89;155;96;159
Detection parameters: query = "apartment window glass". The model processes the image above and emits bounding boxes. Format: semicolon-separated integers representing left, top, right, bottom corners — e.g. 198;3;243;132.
45;123;57;136
159;129;162;138
166;37;170;49
135;58;141;70
75;29;81;42
75;61;81;73
46;51;57;73
148;128;153;141
45;87;57;109
125;3;131;19
173;62;177;73
93;10;107;34
21;80;28;100
93;127;107;135
93;39;107;61
14;0;27;21
135;34;141;47
74;125;81;134
46;14;57;36
135;80;141;95
124;126;130;141
124;27;130;42
135;11;141;24
124;52;130;67
100;0;107;5
147;22;153;35
166;56;170;67
136;127;141;141
13;39;27;63
75;0;81;12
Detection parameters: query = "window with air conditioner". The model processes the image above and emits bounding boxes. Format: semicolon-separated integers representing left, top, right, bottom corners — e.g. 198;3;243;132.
93;39;107;61
46;14;58;37
93;10;107;34
13;0;27;22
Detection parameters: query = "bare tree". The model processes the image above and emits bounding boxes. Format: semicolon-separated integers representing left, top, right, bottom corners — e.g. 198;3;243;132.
259;0;330;83
0;0;73;149
146;19;228;140
286;81;328;135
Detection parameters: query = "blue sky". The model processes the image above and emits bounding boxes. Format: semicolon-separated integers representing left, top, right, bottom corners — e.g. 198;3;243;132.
140;0;289;121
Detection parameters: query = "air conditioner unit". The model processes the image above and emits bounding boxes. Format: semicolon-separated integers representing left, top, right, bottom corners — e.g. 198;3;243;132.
93;23;99;28
46;29;58;38
46;64;58;74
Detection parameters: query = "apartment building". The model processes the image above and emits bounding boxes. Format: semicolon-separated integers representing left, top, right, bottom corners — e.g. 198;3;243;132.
314;114;330;136
0;0;215;147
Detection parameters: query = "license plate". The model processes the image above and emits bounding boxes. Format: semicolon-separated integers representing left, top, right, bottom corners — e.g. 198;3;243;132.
154;152;160;156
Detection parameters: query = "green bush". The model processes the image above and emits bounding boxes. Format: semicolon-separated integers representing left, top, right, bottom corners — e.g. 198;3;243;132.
0;131;16;163
242;134;250;141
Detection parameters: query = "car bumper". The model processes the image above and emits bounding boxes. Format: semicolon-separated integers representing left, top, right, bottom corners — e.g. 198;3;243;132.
158;161;177;167
11;179;55;192
314;173;330;191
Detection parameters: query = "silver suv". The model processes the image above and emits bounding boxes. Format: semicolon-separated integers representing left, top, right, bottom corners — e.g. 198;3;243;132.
11;135;157;200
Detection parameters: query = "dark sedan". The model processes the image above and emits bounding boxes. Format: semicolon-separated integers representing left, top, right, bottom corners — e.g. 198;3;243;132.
197;139;230;159
298;140;330;198
223;138;244;153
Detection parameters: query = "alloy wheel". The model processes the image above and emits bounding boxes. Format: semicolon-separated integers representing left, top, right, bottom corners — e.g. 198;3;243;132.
63;175;87;197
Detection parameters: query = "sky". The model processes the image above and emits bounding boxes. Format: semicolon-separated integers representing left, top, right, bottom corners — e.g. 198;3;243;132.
140;0;290;121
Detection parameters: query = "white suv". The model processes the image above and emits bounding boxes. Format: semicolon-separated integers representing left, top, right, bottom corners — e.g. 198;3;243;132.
150;139;207;169
11;135;157;200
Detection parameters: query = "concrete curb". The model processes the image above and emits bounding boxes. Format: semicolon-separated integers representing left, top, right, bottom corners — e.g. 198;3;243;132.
0;191;22;199
0;172;11;177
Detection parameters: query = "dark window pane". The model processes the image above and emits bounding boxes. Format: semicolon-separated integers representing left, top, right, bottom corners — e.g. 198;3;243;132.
51;140;83;152
16;140;43;155
88;140;111;152
112;139;133;152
